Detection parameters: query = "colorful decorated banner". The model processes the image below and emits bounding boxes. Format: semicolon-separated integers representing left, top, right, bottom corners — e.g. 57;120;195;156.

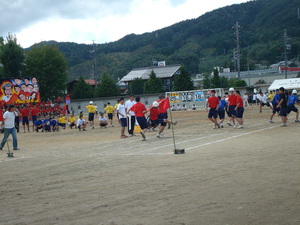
0;77;40;104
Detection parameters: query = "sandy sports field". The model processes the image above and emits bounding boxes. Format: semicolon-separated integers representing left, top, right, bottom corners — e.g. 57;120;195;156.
0;107;299;225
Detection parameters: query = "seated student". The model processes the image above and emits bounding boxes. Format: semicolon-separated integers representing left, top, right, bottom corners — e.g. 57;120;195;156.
68;114;76;129
99;113;108;128
57;114;67;129
43;116;51;132
34;117;44;132
50;118;59;132
182;104;187;111
77;115;87;131
192;104;197;110
176;104;181;111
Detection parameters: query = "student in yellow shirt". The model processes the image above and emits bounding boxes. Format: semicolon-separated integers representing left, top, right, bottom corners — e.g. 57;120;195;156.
86;101;96;129
268;91;275;101
114;99;120;124
104;102;114;127
68;114;76;129
57;114;67;129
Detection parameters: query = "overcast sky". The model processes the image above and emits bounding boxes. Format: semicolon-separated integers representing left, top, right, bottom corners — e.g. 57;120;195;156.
1;0;249;48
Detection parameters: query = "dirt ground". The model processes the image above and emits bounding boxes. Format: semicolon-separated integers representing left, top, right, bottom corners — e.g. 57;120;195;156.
0;106;299;225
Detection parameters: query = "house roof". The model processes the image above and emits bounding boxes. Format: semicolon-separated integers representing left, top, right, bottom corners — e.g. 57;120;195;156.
119;65;181;83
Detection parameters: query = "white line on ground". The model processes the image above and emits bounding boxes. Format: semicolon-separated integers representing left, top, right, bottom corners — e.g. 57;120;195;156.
185;125;277;152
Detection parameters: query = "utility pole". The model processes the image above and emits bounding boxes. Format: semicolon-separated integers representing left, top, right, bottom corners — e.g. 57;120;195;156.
90;40;97;88
284;29;291;79
232;22;242;79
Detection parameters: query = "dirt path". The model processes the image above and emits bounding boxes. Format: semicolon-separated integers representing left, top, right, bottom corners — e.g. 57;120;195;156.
0;107;299;225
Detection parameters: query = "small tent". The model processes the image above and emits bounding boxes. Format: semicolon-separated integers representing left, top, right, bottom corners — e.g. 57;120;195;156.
268;78;300;91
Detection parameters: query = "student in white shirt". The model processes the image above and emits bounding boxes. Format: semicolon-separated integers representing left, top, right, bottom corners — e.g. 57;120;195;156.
0;104;21;150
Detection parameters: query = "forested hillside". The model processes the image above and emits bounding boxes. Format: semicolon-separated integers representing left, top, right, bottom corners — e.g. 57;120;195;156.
32;0;300;81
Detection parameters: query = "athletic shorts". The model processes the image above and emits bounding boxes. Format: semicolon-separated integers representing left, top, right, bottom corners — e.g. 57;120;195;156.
261;102;270;107
272;104;280;114
58;123;66;127
287;105;298;114
108;113;113;120
208;108;218;119
120;118;127;127
136;116;148;130
22;116;29;125
229;105;236;117
150;119;159;127
218;108;225;120
158;113;168;126
32;116;37;123
236;107;244;118
88;113;95;121
279;107;288;117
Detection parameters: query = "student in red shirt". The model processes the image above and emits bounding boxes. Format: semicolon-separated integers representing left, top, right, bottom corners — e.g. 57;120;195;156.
235;90;244;129
149;101;177;133
20;104;30;132
206;90;220;129
227;87;237;127
30;104;40;131
129;96;148;141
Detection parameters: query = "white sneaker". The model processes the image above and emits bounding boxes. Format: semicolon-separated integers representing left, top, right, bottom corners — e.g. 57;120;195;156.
269;120;274;123
156;134;160;138
237;125;244;129
160;132;164;136
227;121;232;126
280;123;288;127
233;125;236;129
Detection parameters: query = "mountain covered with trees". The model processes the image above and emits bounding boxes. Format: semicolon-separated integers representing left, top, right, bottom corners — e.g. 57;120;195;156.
31;0;300;82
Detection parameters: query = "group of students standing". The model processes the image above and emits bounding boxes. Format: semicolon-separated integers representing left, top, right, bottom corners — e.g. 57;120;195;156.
206;88;245;129
206;87;300;129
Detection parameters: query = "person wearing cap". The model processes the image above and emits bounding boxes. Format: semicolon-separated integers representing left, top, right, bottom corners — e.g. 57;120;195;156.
287;89;300;122
104;102;114;127
206;90;220;129
269;89;280;123
149;101;177;134
86;101;96;129
276;87;288;127
227;88;237;128
125;95;136;136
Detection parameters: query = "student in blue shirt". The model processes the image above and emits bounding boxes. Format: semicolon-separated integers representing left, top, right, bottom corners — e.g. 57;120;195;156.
287;89;300;122
218;96;227;128
49;118;59;132
43;116;51;132
34;117;44;132
269;89;280;123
